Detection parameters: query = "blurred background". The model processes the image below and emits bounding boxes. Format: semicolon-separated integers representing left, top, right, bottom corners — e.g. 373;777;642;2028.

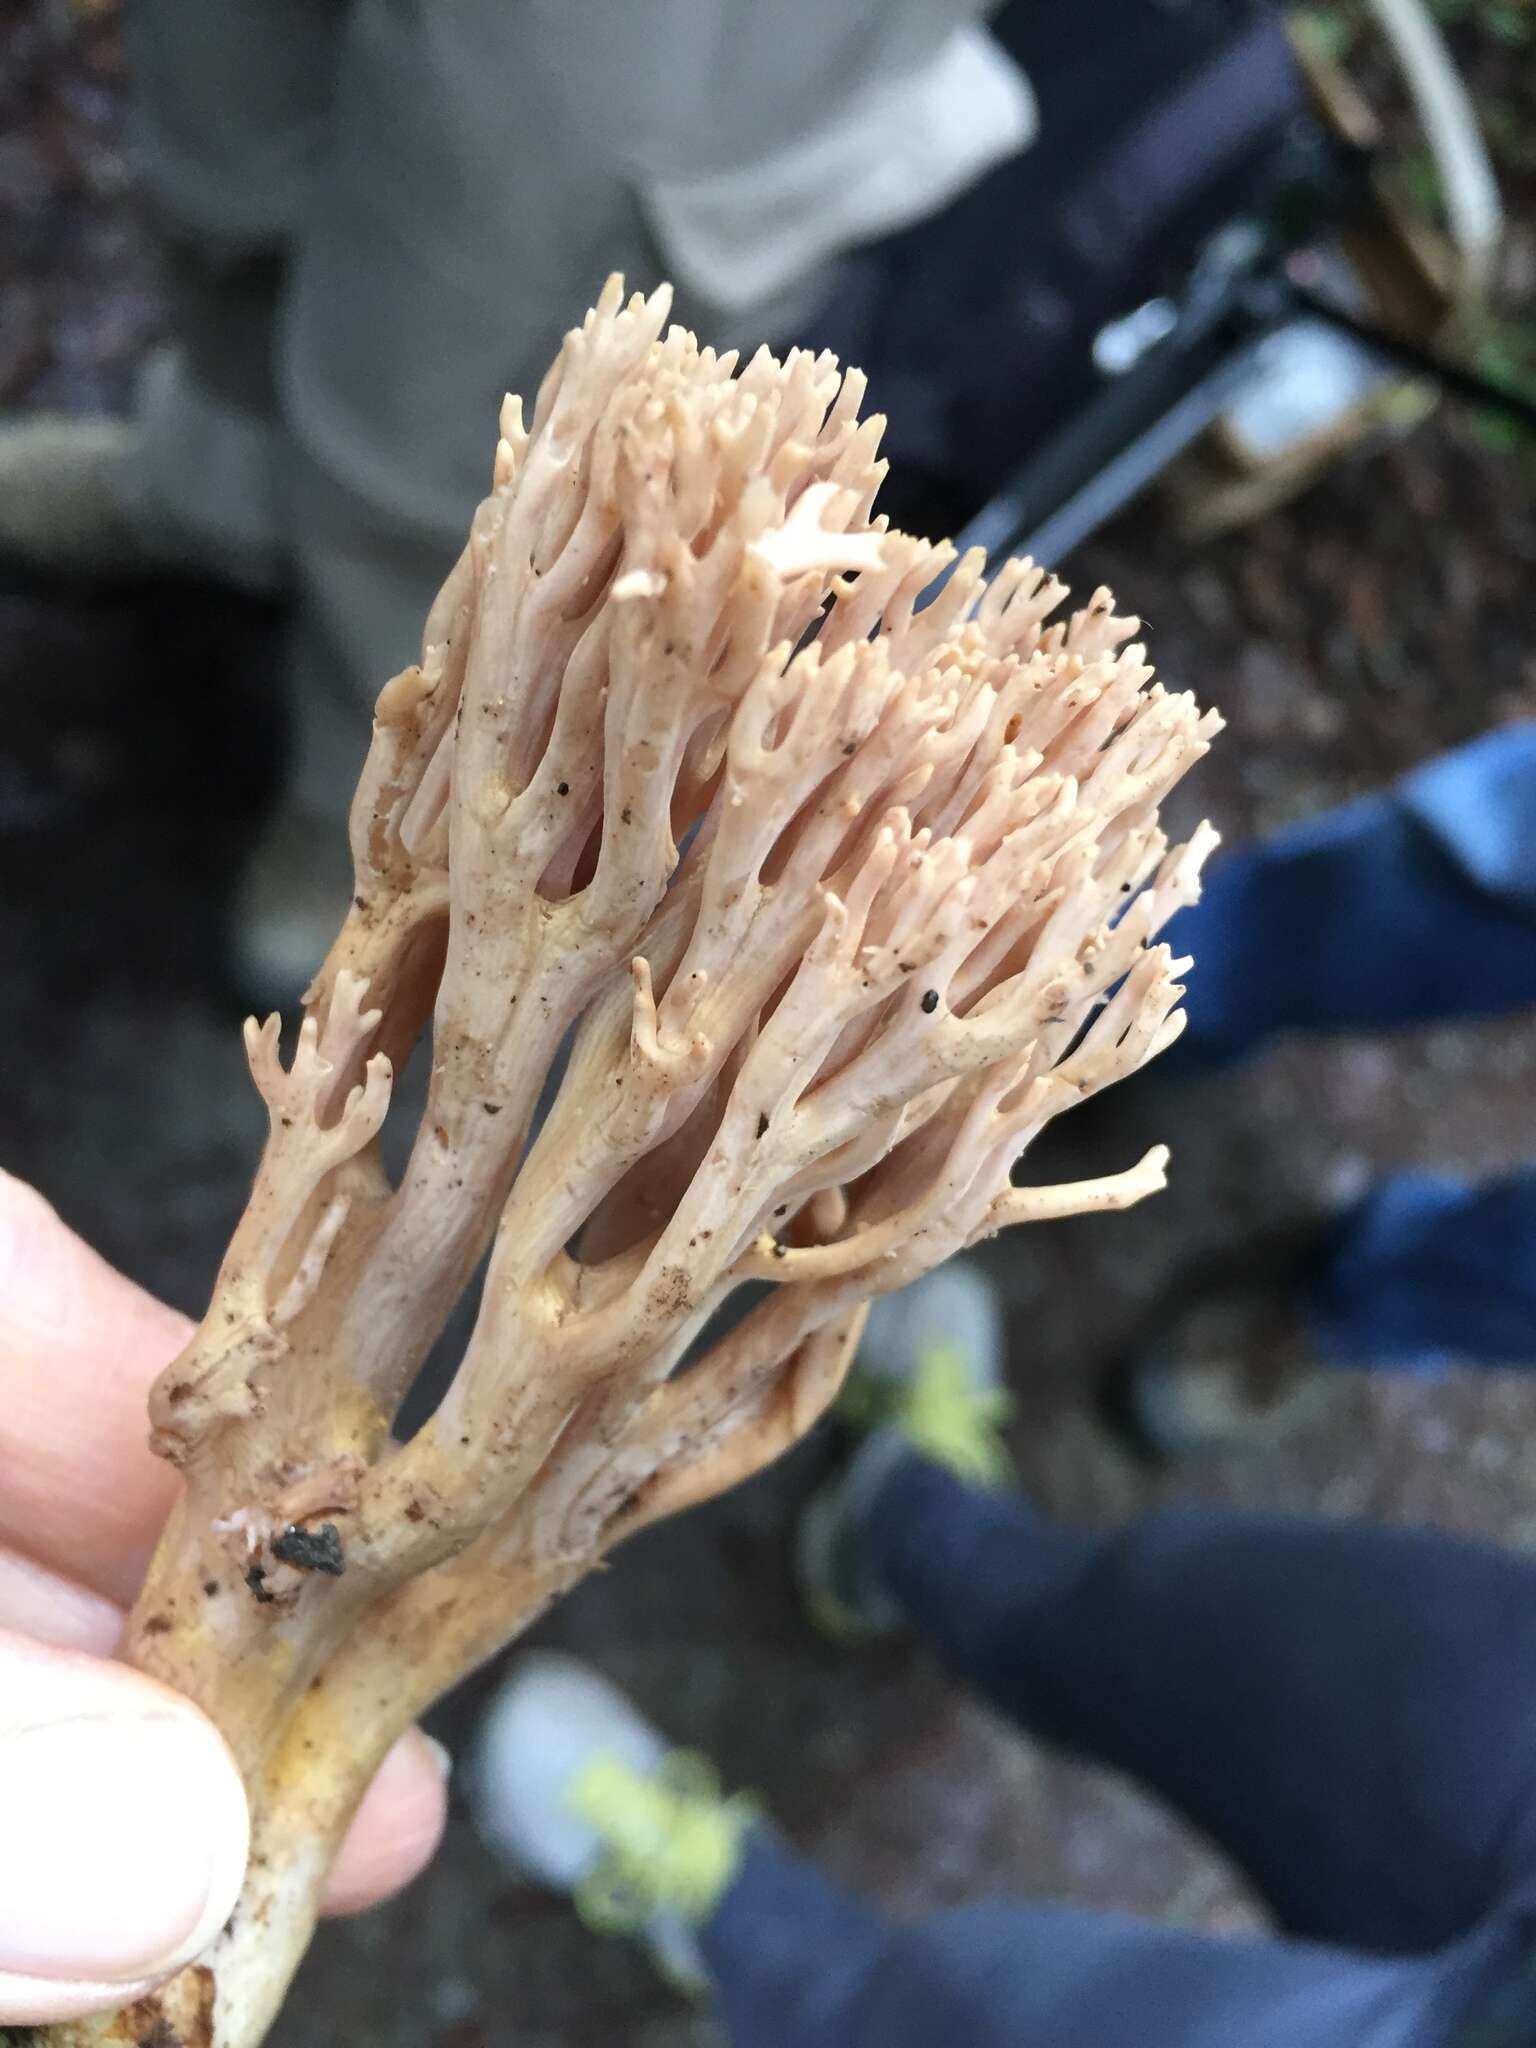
0;0;1533;2041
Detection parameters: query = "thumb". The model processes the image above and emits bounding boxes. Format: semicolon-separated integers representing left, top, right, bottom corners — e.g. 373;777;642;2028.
0;1630;249;2025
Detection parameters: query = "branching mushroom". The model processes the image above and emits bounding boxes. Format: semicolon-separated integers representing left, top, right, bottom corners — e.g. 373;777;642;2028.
44;276;1221;2048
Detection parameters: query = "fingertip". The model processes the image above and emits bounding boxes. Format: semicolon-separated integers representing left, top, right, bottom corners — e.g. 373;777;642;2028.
0;1174;187;1603
321;1728;450;1918
0;1165;58;1249
0;1632;249;2023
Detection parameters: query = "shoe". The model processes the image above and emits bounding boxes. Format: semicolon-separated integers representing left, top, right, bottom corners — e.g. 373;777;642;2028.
0;415;169;579
1101;1231;1335;1462
473;1651;758;1994
797;1262;1014;1639
230;800;355;1011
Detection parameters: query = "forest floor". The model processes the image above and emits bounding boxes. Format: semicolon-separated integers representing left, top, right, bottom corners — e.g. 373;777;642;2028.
2;5;1534;2043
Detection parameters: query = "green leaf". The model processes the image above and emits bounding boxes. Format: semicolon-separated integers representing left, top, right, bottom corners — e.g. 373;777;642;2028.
1473;411;1524;453
1484;2;1531;41
1295;6;1359;60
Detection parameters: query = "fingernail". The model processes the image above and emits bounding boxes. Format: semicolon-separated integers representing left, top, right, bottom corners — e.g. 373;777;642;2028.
423;1736;453;1782
0;1713;249;1983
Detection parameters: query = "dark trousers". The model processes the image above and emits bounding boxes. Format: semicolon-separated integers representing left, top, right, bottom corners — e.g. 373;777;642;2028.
701;1454;1536;2047
1306;1166;1536;1368
1169;726;1536;1062
1165;725;1536;1370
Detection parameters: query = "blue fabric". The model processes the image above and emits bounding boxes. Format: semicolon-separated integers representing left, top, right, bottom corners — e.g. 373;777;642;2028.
1167;726;1536;1066
1310;1168;1536;1368
1400;726;1536;919
1163;728;1536;1372
700;1455;1536;2048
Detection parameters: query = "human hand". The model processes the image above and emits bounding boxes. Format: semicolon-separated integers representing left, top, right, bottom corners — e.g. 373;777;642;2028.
0;1170;449;2025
